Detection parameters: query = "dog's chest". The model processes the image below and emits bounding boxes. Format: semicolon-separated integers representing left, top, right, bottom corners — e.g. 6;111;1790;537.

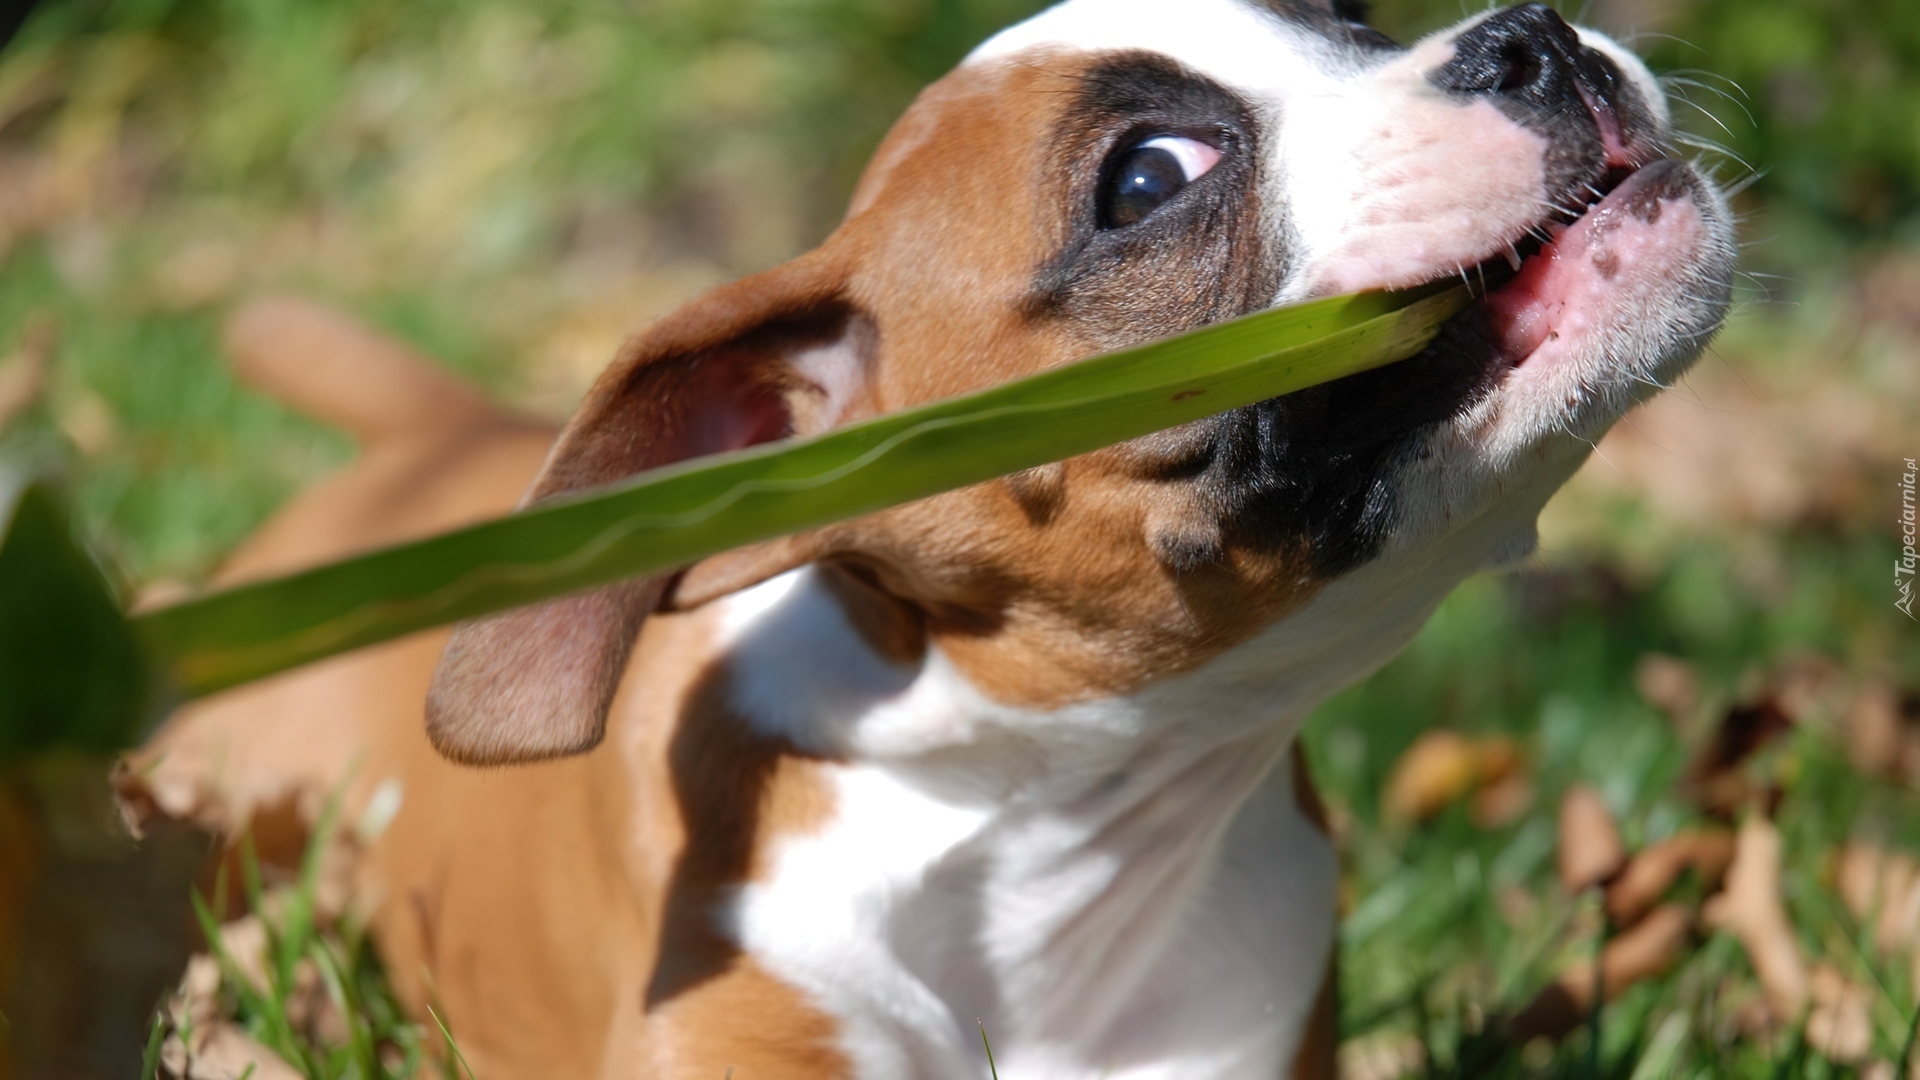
701;569;1340;1079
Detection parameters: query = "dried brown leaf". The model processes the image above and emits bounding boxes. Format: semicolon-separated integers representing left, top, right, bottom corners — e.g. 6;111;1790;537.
1834;841;1920;956
1558;786;1626;893
1844;683;1920;783
1806;964;1875;1065
1382;731;1521;825
1845;683;1907;781
1382;731;1478;825
1470;771;1536;830
1507;904;1694;1042
1605;828;1736;927
212;916;271;996
1703;815;1808;1022
161;1021;303;1080
1686;697;1794;814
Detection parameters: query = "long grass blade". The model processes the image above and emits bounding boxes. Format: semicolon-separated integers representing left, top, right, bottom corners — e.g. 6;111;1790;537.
133;285;1466;696
141;1006;167;1080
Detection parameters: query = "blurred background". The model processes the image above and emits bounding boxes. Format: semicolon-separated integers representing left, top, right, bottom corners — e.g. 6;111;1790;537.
0;0;1916;1076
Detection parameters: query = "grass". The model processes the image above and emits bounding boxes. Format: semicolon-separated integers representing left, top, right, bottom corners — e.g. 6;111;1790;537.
1308;555;1920;1076
147;787;469;1079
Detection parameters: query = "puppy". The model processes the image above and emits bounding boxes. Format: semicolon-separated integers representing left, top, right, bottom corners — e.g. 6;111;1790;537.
127;1;1735;1077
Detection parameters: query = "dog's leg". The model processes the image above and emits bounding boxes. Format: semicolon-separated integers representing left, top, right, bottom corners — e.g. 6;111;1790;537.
117;298;567;1069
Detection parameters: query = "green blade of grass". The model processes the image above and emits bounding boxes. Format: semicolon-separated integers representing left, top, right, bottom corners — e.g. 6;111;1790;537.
133;284;1467;697
141;1007;166;1080
310;939;381;1080
189;887;296;1062
427;1005;477;1080
979;1020;1000;1080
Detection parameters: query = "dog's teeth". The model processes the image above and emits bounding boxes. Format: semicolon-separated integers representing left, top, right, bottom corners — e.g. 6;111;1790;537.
1505;244;1524;272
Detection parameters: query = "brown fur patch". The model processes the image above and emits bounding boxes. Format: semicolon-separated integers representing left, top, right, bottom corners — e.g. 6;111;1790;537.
644;957;853;1080
1289;954;1340;1080
814;560;928;667
1290;743;1332;836
646;654;839;1008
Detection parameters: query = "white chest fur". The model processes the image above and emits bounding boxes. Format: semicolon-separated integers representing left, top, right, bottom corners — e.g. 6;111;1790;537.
707;569;1361;1079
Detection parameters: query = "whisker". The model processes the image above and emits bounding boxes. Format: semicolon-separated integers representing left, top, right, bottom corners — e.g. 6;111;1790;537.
1672;94;1739;140
1620;30;1702;53
1661;76;1757;127
1721;169;1768;199
1671;134;1754;174
1663;68;1751;100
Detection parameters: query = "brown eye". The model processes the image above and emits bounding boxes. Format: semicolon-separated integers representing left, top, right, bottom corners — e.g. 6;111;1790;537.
1099;136;1223;229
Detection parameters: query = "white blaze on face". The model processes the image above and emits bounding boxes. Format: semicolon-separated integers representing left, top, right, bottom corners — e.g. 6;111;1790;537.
970;0;1345;88
971;0;1572;300
1274;34;1554;299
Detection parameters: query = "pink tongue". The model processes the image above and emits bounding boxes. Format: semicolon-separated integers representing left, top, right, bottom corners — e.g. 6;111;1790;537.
1480;228;1574;363
1476;161;1701;367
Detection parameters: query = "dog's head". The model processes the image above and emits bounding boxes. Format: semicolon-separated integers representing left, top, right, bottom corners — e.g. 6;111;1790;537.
427;0;1735;765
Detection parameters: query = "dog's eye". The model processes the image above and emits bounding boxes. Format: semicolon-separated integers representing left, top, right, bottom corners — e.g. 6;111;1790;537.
1099;135;1222;229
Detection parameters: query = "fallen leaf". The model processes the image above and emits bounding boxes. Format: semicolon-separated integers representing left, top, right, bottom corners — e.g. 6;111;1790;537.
1583;903;1696;1007
1833;841;1920;956
1506;904;1694;1042
1382;731;1520;825
162;1021;303;1080
213;916;271;995
1844;683;1906;781
1703;815;1808;1023
1843;683;1920;784
1686;697;1794;814
1470;771;1535;830
1558;786;1626;893
1806;963;1874;1064
1606;828;1736;927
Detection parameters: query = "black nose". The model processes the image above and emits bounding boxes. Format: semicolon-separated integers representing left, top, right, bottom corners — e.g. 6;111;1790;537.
1433;3;1586;111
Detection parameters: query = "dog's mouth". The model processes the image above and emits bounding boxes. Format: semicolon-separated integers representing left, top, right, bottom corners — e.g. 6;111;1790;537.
1194;152;1719;577
1444;156;1678;371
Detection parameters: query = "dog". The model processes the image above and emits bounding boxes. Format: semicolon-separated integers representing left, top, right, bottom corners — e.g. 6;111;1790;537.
123;1;1736;1076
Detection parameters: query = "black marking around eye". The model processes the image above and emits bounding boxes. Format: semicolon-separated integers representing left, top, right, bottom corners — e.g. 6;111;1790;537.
1025;48;1493;583
1025;53;1277;347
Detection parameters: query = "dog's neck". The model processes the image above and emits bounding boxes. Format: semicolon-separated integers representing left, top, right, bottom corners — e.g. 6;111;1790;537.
702;500;1525;1077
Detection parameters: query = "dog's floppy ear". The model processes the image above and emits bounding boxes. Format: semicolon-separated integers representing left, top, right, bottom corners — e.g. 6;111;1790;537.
427;251;872;765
